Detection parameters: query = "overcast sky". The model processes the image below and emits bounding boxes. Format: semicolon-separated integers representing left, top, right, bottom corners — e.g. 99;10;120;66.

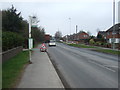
1;0;120;36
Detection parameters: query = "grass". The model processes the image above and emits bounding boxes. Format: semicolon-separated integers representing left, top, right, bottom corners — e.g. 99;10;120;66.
68;43;96;48
2;51;29;88
67;43;120;55
94;49;120;55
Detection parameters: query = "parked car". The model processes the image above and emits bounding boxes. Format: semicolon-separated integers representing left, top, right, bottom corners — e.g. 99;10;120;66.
48;40;56;46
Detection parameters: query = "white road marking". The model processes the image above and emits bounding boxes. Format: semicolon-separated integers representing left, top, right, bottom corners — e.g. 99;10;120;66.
88;60;116;72
103;65;118;68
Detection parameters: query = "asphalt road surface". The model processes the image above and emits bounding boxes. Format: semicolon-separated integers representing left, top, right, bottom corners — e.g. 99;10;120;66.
47;43;118;88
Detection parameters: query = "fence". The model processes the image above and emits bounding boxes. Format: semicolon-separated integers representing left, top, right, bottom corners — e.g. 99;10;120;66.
2;46;23;63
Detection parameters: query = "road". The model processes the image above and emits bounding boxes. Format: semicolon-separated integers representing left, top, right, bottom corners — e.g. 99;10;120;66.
47;43;118;88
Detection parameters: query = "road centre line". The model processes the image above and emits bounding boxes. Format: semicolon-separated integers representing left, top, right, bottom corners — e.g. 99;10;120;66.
88;60;116;72
103;65;118;68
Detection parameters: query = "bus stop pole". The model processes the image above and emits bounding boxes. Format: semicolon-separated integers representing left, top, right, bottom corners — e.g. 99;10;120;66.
29;16;32;64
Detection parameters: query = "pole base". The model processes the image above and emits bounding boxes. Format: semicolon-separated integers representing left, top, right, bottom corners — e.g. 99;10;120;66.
29;61;32;64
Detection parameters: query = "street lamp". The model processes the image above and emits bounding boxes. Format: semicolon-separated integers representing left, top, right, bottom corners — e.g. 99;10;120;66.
69;18;71;40
112;0;115;49
76;25;78;40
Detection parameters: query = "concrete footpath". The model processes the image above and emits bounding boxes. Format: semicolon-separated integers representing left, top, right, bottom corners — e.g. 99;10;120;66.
17;45;64;88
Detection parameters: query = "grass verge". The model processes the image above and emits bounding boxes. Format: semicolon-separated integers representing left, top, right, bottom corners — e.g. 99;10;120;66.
2;51;29;88
67;43;120;55
68;43;96;48
93;49;120;55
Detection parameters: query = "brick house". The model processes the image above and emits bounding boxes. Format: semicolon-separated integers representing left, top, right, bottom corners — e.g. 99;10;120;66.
66;31;89;43
106;23;120;44
45;34;51;43
76;31;90;43
77;31;89;40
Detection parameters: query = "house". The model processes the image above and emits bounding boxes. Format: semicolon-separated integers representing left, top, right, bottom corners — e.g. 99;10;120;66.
106;23;120;44
75;31;90;43
97;31;106;39
77;31;89;39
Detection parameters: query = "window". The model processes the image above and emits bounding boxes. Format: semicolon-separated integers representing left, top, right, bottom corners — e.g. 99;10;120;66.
112;32;116;35
83;35;88;37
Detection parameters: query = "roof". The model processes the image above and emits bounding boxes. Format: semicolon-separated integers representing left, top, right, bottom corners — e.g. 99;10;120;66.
106;23;120;32
98;31;106;35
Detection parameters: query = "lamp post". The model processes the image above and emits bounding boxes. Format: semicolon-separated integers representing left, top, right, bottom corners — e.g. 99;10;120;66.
69;18;71;40
112;0;115;49
76;25;78;40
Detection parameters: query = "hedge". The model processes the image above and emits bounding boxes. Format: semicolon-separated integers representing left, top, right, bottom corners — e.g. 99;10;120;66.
2;31;24;51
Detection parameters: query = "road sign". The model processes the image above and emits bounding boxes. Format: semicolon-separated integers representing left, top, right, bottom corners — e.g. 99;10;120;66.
29;38;33;49
31;16;38;27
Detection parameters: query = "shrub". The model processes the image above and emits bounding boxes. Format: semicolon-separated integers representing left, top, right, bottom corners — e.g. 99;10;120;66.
2;31;24;51
95;41;102;46
89;39;95;45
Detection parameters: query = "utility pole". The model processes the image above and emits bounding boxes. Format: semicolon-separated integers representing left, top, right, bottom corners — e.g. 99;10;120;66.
112;0;115;49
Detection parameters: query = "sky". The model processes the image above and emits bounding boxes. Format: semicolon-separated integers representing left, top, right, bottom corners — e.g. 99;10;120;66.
1;0;120;36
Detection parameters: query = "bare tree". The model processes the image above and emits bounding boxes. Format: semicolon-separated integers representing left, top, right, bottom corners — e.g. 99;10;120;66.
96;28;100;33
55;31;62;41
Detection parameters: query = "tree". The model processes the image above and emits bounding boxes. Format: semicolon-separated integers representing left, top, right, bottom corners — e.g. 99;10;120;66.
90;35;95;39
55;31;62;41
2;5;24;33
97;34;103;39
2;5;46;49
32;27;45;43
96;28;100;33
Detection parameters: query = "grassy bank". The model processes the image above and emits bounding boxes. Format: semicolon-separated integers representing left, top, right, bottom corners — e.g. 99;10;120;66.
68;43;96;48
67;43;120;55
2;51;29;88
93;49;120;55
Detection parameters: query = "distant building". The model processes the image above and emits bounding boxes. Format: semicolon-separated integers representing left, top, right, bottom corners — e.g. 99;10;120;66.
77;31;89;40
74;31;90;43
45;34;50;43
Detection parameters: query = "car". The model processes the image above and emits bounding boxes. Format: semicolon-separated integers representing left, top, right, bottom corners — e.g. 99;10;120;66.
48;40;56;46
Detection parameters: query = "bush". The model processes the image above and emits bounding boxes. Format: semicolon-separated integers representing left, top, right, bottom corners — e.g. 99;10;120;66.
95;41;102;46
2;31;24;51
89;39;95;45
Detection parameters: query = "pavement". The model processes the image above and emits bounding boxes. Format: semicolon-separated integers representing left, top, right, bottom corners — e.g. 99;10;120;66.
17;44;64;88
